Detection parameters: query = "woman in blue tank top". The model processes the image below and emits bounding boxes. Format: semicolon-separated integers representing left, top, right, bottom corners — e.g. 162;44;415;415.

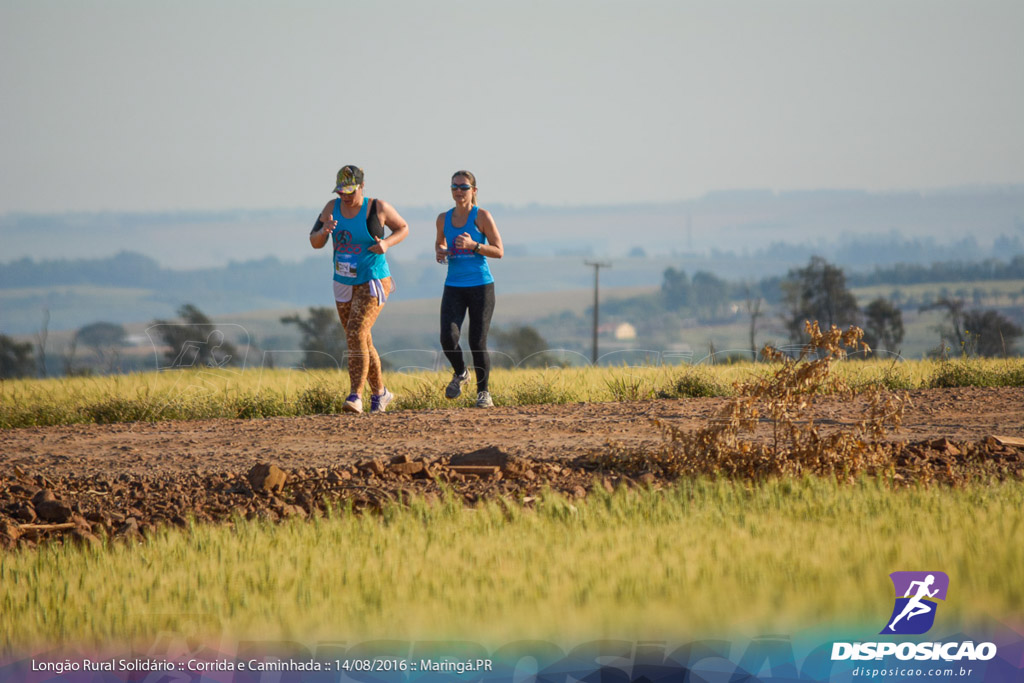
310;165;409;414
434;170;504;407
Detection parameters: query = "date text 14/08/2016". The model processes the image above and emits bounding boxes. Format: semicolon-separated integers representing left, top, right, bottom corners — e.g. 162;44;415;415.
339;659;494;674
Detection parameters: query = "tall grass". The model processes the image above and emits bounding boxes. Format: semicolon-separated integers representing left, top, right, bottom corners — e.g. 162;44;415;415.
2;358;1022;429
2;479;1021;648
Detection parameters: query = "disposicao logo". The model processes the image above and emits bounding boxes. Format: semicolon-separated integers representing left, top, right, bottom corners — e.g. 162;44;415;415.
881;571;949;635
831;570;998;663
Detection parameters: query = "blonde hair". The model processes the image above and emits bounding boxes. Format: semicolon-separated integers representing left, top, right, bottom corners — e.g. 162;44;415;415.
452;170;477;205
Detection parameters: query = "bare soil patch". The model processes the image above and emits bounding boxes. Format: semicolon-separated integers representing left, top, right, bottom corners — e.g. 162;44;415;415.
2;387;1022;550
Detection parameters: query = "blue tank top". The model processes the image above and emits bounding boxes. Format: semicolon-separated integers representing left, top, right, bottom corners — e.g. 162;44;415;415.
444;206;494;287
331;197;390;285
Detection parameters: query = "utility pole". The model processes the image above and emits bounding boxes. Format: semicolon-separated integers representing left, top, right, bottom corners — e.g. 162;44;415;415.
584;260;611;364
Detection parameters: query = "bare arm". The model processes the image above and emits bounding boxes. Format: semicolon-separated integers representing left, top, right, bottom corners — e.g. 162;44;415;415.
453;208;503;259
309;200;336;249
435;214;448;263
368;199;409;254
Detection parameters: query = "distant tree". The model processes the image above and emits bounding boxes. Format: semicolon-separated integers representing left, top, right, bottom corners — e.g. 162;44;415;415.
862;298;905;355
661;267;691;311
691;271;730;320
743;285;764;361
961;310;1022;357
920;297;966;350
34;308;49;378
151;304;238;368
280;307;345;369
491;325;559;368
61;335;82;377
627;246;647;258
781;256;860;343
75;321;127;372
1;334;36;379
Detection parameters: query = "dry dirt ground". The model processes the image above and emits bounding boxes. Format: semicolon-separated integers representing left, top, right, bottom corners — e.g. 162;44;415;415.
2;387;1023;549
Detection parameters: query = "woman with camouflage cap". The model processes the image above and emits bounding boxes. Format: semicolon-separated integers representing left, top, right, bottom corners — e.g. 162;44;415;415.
310;165;409;414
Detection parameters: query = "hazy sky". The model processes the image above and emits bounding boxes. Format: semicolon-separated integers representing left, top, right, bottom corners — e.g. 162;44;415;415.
2;0;1022;215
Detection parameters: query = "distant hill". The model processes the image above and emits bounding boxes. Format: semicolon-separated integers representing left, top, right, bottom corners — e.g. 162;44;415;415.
3;185;1022;268
3;185;1023;336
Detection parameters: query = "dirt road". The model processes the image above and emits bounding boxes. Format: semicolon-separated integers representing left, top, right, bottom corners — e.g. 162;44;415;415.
3;387;1022;478
2;387;1022;549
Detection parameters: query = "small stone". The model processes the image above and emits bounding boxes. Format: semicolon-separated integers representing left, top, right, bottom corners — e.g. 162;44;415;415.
114;518;143;542
450;447;525;474
69;529;101;548
280;505;307;519
11;503;37;523
390;462;424;476
0;520;21;542
930;438;961;456
35;500;73;523
31;489;57;506
247;463;288;494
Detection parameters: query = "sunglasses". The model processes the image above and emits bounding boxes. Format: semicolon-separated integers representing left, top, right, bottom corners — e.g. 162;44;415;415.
451;184;473;191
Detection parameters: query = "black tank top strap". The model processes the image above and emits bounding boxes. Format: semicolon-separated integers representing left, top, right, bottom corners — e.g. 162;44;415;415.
366;198;384;240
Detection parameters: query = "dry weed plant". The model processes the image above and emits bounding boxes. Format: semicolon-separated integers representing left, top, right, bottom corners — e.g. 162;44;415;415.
593;322;910;482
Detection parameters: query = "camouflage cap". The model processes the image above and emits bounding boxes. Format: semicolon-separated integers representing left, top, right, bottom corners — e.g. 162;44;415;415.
335;165;364;194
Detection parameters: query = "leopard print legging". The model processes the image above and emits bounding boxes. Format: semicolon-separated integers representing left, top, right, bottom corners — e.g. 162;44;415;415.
335;278;392;397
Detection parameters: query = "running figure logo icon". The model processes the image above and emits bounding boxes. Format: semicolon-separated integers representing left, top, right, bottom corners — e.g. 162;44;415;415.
881;571;950;635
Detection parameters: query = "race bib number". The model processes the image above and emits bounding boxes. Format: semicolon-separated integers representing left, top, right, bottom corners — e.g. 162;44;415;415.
335;254;357;279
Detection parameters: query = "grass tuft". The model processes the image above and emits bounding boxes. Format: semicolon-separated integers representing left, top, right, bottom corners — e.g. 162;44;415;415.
296;382;346;414
655;368;731;398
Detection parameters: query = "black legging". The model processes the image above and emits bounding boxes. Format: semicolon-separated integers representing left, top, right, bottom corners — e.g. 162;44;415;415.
440;283;495;393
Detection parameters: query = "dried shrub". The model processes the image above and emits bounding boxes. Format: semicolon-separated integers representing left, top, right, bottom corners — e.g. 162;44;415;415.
592;322;910;482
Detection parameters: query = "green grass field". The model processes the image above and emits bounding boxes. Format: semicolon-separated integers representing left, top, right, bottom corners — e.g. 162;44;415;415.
2;478;1022;649
3;358;1023;429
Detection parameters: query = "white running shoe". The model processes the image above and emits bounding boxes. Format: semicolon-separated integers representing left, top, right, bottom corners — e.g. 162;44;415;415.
476;391;494;408
342;394;363;414
445;369;470;399
370;388;394;414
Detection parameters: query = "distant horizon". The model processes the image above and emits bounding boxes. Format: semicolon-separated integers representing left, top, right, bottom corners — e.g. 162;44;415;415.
3;181;1022;273
3;181;1024;220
